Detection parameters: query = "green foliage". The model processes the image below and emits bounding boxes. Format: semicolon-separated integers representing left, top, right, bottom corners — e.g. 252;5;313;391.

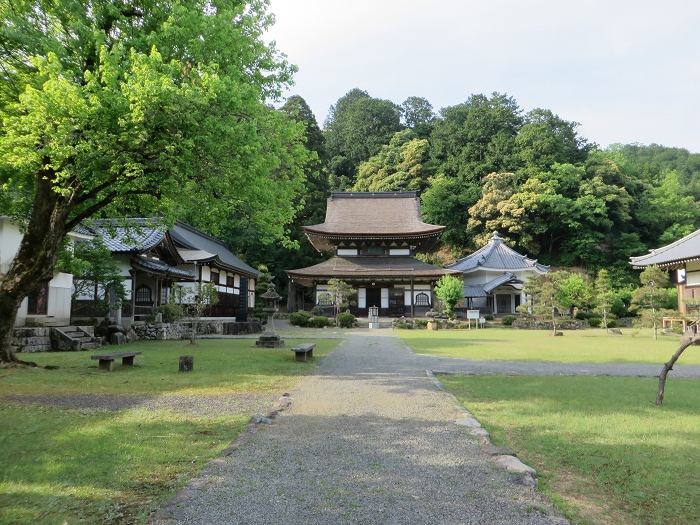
632;265;673;338
518;273;566;334
336;311;357;328
308;316;330;328
400;96;435;137
154;303;185;323
434;275;463;319
587;316;602;328
324;89;403;187
59;237;125;315
326;278;356;320
555;271;593;312
289;311;312;327
501;315;517;326
352;130;430;192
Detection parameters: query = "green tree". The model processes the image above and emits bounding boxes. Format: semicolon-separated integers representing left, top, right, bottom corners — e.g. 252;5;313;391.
594;269;615;331
326;278;356;324
518;273;564;335
434;275;463;319
171;282;219;345
632;265;671;340
421;174;480;247
352;130;430;192
515;108;590;169
554;271;592;315
429;92;522;182
0;0;307;363
400;96;435;137
325;89;402;187
60;237;126;317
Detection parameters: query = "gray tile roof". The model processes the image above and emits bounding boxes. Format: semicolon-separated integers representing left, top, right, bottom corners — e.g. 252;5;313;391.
170;222;259;277
84;219;166;253
131;256;195;280
448;232;549;273
462;272;522;297
630;228;700;268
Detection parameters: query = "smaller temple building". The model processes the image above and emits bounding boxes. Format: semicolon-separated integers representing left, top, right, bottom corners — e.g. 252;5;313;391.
287;192;459;317
630;227;700;316
447;232;549;315
74;219;258;323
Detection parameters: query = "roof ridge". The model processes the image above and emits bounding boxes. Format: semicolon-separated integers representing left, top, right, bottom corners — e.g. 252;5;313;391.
630;227;700;261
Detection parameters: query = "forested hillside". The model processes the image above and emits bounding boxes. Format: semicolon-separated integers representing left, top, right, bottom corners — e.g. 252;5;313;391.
203;89;700;287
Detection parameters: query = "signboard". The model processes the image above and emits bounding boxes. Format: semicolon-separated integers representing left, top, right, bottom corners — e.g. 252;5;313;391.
467;309;480;320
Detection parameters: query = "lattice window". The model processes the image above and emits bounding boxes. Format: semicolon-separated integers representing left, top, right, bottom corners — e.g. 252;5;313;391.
135;285;152;304
415;292;430;306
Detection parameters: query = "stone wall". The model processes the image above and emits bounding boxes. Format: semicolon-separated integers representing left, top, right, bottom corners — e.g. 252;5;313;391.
512;318;589;330
11;327;51;353
132;322;187;341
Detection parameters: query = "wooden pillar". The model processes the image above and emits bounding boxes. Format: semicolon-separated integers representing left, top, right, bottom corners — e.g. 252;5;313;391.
130;270;136;321
410;278;415;318
287;279;296;312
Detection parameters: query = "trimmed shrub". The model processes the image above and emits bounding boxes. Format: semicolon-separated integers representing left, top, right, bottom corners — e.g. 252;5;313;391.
311;305;325;316
336;311;356;328
289;311;312;327
501;315;517;326
309;316;330;328
605;319;617;328
155;303;185;323
484;314;494;321
414;319;428;328
588;317;602;328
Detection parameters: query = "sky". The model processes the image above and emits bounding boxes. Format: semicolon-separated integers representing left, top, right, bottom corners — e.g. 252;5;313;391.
265;0;700;152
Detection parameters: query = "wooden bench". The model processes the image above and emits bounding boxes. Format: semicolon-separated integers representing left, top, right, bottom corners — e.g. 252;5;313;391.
290;343;315;362
91;351;142;371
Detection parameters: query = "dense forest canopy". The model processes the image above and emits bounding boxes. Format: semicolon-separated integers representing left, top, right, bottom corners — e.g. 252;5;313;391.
218;89;699;289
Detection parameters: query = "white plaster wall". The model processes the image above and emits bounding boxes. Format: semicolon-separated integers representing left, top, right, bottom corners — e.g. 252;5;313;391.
0;218;23;274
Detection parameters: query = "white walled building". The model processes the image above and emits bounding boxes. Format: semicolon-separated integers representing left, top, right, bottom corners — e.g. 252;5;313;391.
448;232;549;315
0;216;90;327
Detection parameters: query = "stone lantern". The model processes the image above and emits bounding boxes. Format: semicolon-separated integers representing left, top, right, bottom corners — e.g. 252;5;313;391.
255;282;285;348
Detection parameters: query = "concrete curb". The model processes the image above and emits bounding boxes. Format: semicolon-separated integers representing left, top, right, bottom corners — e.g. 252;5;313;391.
425;369;539;489
148;392;294;524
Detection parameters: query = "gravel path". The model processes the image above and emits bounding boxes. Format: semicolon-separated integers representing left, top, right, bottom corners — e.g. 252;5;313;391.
153;333;567;525
5;392;279;416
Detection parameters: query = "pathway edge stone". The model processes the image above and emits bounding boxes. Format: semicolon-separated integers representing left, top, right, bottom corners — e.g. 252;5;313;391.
425;369;539;489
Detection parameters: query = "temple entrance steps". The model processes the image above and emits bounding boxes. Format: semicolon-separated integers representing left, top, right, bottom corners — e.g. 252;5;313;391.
50;326;102;351
356;318;395;329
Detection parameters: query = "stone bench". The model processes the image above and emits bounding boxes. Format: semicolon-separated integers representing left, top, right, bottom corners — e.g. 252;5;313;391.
290;343;315;362
91;351;142;371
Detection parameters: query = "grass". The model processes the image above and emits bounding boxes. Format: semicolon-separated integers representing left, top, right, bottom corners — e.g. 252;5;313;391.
398;327;700;364
0;338;338;524
441;375;700;525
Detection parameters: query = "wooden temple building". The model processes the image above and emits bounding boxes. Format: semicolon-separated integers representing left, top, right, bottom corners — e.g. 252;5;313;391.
287;192;459;317
630;227;700;316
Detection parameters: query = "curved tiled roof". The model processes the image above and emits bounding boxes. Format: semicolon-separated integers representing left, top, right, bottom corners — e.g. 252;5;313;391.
287;256;459;279
448;232;549;273
630;228;700;268
84;219;166;253
131;256;195;280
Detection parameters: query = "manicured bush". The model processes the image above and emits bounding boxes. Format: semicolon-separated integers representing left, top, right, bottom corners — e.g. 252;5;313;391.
336;311;357;328
588;317;602;328
501;315;517;326
154;303;185;323
605;319;617;328
309;316;330;328
414;319;428;328
575;311;594;320
484;314;494;321
289;311;312;327
311;305;325;316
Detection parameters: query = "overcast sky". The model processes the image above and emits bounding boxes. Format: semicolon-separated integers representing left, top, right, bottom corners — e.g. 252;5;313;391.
265;0;700;152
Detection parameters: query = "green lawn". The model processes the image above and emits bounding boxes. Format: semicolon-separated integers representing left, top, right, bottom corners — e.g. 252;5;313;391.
441;375;700;525
398;327;700;364
0;338;338;524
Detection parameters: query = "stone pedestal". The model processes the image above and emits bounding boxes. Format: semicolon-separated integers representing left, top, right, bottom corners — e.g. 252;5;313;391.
255;333;285;348
179;355;194;372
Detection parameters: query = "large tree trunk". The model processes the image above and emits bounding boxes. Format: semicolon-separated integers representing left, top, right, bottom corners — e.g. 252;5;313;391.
0;176;69;363
656;331;699;405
